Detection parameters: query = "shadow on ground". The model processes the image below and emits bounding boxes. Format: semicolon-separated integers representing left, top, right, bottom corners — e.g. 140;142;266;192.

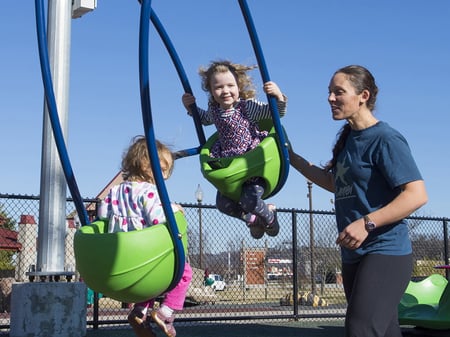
83;323;450;337
85;321;345;337
3;321;450;336
402;326;450;337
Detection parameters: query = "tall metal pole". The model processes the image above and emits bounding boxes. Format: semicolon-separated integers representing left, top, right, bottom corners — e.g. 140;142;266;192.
37;0;72;274
307;180;316;294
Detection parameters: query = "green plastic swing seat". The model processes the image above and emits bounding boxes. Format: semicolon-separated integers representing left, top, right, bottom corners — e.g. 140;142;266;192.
74;211;188;303
200;124;284;201
398;274;450;330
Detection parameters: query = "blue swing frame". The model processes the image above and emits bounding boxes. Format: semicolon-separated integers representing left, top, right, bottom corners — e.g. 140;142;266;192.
238;0;290;198
35;0;289;297
34;0;187;293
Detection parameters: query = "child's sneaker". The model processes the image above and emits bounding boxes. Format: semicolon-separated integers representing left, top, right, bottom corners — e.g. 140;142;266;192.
244;213;264;239
128;307;156;337
248;219;265;239
265;205;279;237
151;309;176;337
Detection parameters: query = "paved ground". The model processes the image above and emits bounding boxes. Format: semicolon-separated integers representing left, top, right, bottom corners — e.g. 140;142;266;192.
2;321;450;336
85;320;346;337
80;321;450;337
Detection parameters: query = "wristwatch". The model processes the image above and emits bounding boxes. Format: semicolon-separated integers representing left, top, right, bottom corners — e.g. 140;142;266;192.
363;215;376;232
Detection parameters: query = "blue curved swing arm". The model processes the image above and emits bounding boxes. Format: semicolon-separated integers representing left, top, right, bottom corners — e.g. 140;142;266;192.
238;0;290;197
150;11;206;154
34;0;90;227
139;0;185;292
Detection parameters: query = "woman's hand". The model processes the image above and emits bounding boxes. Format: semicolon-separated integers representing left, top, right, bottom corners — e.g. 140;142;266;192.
336;218;368;250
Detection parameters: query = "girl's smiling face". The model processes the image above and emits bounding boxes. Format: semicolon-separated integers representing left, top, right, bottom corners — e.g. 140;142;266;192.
209;70;240;110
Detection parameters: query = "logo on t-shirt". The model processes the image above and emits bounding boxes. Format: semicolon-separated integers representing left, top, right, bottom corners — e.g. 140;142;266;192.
335;154;354;201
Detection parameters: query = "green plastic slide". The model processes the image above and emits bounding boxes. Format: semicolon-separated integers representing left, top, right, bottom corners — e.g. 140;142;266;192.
74;211;188;303
398;274;450;330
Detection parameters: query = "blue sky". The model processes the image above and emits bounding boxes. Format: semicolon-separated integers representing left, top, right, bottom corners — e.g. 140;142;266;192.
1;1;450;218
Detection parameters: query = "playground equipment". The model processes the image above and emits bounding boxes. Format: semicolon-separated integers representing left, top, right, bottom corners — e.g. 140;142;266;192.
199;0;290;202
74;213;188;303
35;0;187;302
200;124;285;201
398;274;450;330
35;0;289;302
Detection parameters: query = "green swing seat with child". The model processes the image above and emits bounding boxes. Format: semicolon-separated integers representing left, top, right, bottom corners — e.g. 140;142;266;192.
200;120;287;202
74;212;188;303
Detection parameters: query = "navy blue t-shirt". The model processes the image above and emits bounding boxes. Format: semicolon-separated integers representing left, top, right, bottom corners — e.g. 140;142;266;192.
333;121;423;264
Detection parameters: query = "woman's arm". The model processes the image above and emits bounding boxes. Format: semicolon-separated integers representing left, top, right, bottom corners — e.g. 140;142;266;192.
289;149;335;193
366;180;428;228
336;180;428;249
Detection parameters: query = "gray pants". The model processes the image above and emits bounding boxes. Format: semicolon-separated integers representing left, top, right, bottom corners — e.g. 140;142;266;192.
215;178;273;224
343;253;412;337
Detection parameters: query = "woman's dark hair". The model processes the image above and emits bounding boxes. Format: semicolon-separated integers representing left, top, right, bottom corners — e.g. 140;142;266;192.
325;65;378;171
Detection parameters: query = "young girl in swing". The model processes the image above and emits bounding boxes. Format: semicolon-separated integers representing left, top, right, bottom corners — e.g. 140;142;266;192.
182;60;287;239
98;136;192;337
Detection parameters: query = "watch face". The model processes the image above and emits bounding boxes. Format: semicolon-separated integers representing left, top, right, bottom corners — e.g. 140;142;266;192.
364;216;376;231
366;222;376;231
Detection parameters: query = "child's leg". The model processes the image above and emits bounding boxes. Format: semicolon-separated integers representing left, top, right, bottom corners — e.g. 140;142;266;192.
240;181;273;224
216;191;244;220
161;262;193;310
240;180;279;237
128;299;156;337
152;263;193;337
133;299;155;315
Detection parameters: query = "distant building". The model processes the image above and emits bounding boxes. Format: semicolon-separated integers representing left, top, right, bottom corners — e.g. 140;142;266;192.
13;172;123;282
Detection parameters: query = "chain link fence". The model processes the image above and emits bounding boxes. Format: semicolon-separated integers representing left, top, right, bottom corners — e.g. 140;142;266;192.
0;193;449;331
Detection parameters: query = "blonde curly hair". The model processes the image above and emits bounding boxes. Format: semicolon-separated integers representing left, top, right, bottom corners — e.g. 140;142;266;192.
199;60;257;106
121;136;174;183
